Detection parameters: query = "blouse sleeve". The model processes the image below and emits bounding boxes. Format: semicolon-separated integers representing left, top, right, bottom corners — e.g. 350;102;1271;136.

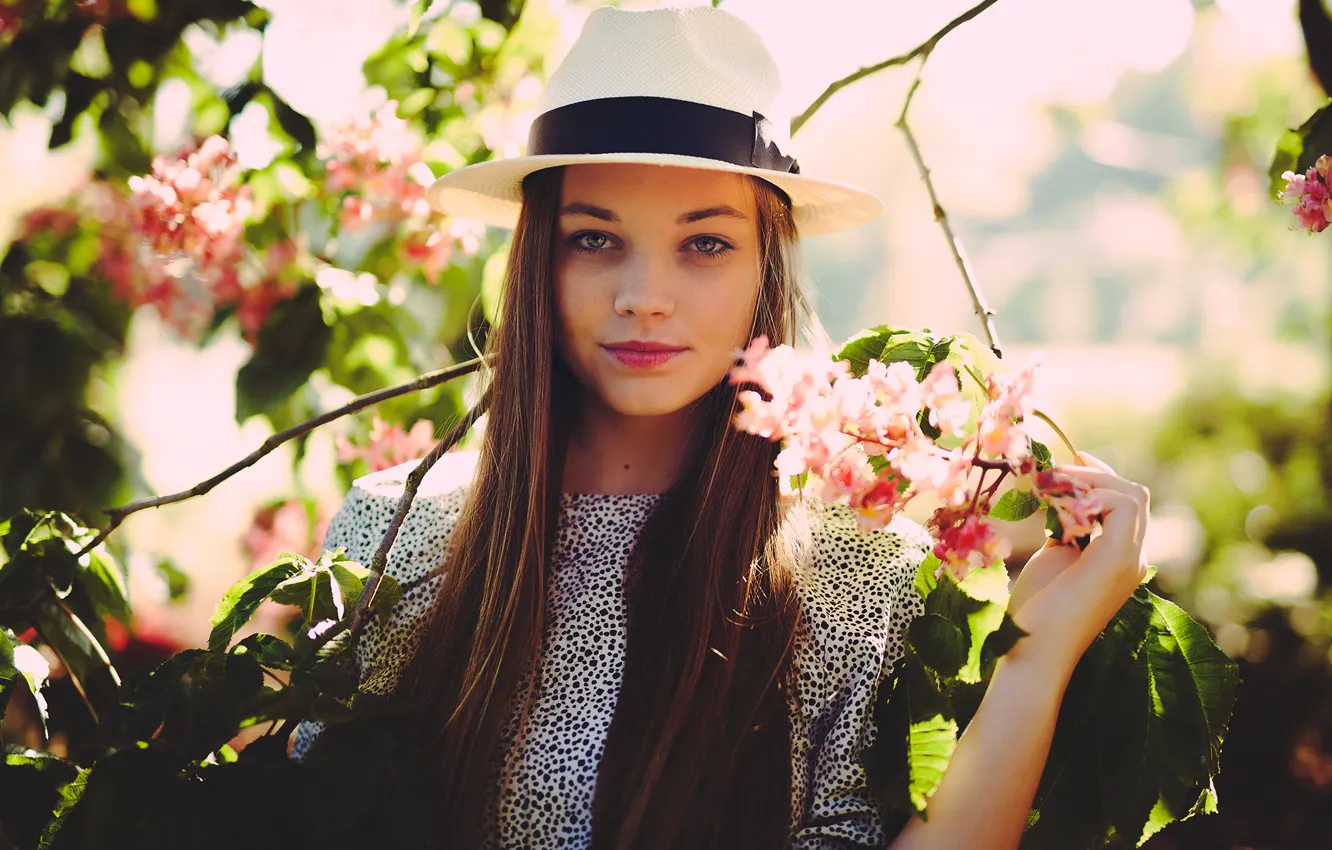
289;460;469;760
790;506;931;848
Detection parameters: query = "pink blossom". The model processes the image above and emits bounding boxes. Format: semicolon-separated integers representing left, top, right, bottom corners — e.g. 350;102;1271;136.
1030;468;1103;543
894;445;972;507
242;499;329;573
727;338;1062;581
337;418;438;472
865;359;923;418
735;390;785;439
985;359;1039;421
976;411;1030;461
1281;164;1332;234
774;428;856;479
75;0;130;22
919;362;970;437
119;136;272;338
817;451;876;501
730;335;772;387
319;101;430;227
19;207;80;240
928;510;1012;581
1;8;22;41
849;474;907;531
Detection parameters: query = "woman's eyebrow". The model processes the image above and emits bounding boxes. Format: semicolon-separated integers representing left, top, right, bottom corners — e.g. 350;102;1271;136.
676;205;749;224
559;202;750;225
560;202;619;222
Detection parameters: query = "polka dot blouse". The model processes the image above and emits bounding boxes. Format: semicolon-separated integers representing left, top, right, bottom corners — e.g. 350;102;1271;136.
291;452;931;848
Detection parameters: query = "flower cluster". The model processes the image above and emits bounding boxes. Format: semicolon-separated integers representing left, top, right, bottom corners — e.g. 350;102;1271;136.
1280;155;1332;234
319;101;432;228
0;6;21;42
21;138;303;344
319;101;485;278
336;417;438;473
1;0;128;41
731;338;1101;580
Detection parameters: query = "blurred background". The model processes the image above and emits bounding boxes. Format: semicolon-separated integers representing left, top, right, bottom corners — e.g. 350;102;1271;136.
1;0;1329;846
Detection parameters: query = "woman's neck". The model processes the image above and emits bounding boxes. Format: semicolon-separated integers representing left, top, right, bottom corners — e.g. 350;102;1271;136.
561;394;700;495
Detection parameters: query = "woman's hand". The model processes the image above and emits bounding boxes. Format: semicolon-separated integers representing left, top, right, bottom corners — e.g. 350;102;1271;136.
1004;453;1152;680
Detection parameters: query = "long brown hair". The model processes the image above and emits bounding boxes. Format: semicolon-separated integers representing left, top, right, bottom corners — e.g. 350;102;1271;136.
394;166;809;848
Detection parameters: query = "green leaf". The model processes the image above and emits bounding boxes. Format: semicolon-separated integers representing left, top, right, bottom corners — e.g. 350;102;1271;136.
330;560;373;607
907;614;968;679
1030;439;1053;470
989;489;1041;522
978;612;1027;680
77;548;131;624
0;630;17;721
270;91;317;151
1268;98;1332;198
269;565;336;623
155;651;266;762
1151;596;1238;774
914;552;941;601
834;325;915;376
1022;592;1152;850
29;592;120;723
370;572;404;622
871;658;958;815
955;563;1011;683
232;633;294;671
154;557;190;602
37;743;182;848
207;556;307;652
0;748;84;849
1021;588;1237;849
235;286;330;423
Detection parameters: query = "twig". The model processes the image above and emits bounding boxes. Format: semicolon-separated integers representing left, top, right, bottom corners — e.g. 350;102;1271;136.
895;57;1004;359
790;0;1002;137
74;357;487;559
1030;409;1084;465
345;392;490;641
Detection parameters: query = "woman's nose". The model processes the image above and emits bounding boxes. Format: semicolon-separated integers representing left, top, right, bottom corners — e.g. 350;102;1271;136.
613;252;675;318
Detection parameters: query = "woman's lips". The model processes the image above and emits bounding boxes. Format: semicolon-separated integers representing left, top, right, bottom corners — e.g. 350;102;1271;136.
602;342;689;370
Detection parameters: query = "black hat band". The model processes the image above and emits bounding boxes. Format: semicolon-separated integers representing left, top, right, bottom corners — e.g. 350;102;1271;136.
526;96;800;175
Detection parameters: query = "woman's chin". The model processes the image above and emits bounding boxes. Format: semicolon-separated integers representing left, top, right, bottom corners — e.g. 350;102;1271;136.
596;385;707;420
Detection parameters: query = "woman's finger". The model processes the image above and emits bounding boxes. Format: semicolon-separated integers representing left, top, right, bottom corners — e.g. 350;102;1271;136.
1053;466;1151;507
1073;451;1114;474
1083;487;1149;559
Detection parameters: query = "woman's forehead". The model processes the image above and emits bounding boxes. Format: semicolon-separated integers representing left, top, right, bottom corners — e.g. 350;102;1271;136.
559;163;755;218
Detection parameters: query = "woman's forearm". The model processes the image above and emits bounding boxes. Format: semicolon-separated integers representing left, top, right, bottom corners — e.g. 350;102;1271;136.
888;653;1069;850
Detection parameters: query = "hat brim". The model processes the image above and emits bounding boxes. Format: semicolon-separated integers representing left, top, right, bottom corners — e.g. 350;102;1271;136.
425;152;883;237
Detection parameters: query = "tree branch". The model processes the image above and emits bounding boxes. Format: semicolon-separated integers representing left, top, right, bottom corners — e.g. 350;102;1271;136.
790;0;1002;137
894;57;1004;359
74;356;487;559
345;391;490;640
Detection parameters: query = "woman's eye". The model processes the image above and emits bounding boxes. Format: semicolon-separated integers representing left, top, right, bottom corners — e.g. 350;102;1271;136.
571;232;612;253
688;236;733;257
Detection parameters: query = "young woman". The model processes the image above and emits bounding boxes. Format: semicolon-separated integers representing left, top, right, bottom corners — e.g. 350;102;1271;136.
293;6;1153;849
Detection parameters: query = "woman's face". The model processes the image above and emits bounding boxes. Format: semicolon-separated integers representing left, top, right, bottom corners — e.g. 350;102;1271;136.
554;163;762;419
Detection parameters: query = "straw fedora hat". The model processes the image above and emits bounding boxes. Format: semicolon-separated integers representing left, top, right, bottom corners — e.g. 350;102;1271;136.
425;4;884;236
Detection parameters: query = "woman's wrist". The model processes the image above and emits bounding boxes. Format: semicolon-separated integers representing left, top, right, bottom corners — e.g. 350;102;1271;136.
995;633;1079;699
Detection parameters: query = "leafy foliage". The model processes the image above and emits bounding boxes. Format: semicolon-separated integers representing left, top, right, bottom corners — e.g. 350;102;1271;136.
867;558;1027;815
868;552;1239;849
1268;99;1332;197
1020;588;1239;849
0;504;407;847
